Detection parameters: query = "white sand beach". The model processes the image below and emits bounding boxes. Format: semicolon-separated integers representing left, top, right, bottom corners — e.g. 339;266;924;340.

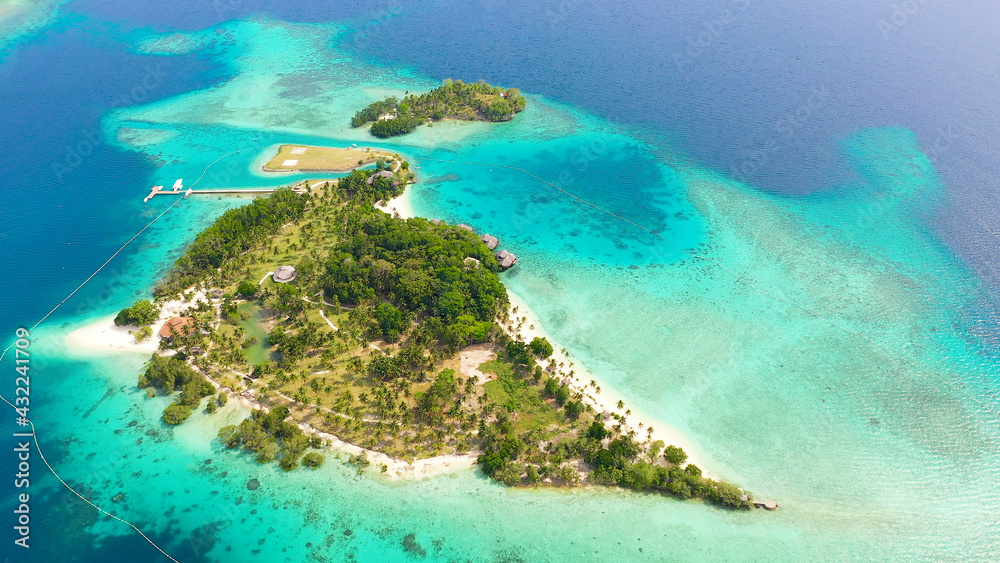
299;423;479;480
503;289;715;477
200;375;481;481
65;290;209;356
375;187;416;219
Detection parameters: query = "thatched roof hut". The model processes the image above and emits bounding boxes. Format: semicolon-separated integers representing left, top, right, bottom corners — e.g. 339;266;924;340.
365;170;396;185
495;249;518;269
272;265;297;283
481;234;499;250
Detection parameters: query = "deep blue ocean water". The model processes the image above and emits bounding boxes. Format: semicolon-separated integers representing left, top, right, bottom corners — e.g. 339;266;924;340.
1;1;999;561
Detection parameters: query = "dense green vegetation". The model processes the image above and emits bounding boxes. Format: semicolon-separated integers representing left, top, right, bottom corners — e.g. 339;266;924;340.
370;116;423;138
137;154;761;508
352;80;527;138
218;405;324;471
529;336;554;358
585;430;752;509
154;188;307;298
114;299;159;326
321;204;508;350
334;161;405;204
138;355;214;425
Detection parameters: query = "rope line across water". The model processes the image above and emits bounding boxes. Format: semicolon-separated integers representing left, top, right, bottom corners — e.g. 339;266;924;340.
420;157;1000;420
0;140;305;560
0;150;994;563
0;192;192;561
0;143;295;560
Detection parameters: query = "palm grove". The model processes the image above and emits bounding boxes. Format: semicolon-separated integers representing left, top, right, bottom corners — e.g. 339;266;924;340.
119;157;756;509
351;79;527;138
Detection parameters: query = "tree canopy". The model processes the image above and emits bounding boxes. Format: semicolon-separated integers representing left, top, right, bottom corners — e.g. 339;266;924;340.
139;355;214;426
352;80;527;138
114;299;159;326
154;188;307;297
321;205;508;348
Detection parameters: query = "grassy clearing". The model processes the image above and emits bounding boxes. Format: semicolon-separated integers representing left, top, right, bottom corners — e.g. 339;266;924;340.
481;360;564;434
263;144;395;171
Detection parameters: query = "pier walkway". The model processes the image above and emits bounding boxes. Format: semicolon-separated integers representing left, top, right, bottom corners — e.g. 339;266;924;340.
144;185;307;202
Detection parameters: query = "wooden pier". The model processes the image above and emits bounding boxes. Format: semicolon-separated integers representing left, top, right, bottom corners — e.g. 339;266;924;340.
753;498;778;510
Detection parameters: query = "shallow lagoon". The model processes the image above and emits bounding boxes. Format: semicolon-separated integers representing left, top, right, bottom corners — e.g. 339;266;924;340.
2;8;999;563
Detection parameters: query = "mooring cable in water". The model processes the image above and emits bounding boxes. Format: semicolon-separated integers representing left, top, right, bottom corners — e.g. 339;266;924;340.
185;145;269;191
420;157;1000;420
0;139;312;561
0;140;321;560
0;141;313;561
0;196;190;561
0;148;993;563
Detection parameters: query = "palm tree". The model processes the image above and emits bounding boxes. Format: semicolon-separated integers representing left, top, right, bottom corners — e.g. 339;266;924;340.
617;400;625;410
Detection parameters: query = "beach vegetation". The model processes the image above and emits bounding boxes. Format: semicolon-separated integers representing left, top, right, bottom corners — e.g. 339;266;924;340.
139;355;214;426
663;444;688;465
143;159;760;507
162;403;193;425
218;405;312;470
302;452;325;469
581;431;751;509
132;325;153;342
529;336;553;358
115;299;159;326
352;80;527;137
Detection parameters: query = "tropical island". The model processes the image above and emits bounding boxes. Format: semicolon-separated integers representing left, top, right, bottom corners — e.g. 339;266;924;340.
118;151;763;510
351;79;527;138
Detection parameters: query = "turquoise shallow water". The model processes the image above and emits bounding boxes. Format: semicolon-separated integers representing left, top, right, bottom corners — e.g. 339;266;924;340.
5;13;1000;562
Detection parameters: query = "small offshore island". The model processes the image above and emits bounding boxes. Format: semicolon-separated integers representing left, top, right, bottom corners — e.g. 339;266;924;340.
118;146;766;511
352;79;527;138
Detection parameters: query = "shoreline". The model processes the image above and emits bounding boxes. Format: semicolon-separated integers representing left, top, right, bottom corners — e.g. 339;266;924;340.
501;289;715;478
65;180;714;482
201;371;481;481
64;290;209;357
63;289;479;481
375;187;417;219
